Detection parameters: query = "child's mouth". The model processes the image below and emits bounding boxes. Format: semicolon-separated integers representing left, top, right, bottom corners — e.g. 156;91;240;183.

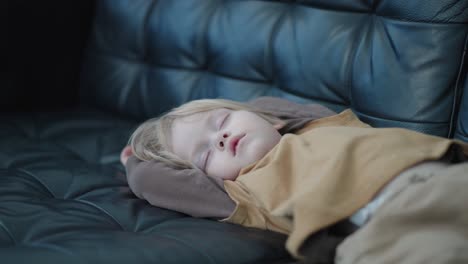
230;134;245;156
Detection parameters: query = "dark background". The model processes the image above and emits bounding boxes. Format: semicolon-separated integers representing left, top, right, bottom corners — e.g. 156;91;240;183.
3;0;95;112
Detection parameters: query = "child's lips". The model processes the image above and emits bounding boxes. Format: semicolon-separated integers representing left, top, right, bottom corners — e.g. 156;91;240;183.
230;134;245;156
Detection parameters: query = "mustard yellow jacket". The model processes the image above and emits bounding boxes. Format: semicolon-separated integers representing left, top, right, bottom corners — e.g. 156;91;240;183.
222;109;468;258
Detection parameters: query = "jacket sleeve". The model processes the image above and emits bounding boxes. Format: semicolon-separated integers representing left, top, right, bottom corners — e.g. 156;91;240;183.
126;156;236;219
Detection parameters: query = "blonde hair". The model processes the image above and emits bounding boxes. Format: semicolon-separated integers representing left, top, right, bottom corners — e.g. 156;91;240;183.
129;98;284;170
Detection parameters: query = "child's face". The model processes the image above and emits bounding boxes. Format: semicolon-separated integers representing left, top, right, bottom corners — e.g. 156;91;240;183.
170;108;283;180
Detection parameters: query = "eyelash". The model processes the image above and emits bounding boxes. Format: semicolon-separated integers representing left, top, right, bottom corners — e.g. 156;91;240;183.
203;151;211;171
219;113;229;130
203;112;230;171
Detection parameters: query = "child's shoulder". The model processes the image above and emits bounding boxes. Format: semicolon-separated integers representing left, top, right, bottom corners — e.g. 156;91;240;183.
295;109;369;134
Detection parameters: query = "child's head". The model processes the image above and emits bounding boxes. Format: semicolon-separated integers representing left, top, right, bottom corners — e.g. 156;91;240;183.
129;99;285;180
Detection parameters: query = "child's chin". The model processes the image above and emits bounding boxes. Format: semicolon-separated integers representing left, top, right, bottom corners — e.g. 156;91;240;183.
248;144;274;163
220;168;242;181
226;175;239;181
219;175;235;181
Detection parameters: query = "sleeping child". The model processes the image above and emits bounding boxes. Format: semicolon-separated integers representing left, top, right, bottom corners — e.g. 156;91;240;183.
121;97;468;263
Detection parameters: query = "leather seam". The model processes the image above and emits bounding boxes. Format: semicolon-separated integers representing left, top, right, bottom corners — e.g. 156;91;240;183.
448;30;468;138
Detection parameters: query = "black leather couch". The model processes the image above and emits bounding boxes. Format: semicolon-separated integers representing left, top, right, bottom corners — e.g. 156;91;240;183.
2;1;467;263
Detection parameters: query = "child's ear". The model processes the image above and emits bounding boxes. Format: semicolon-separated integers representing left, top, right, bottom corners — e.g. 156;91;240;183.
273;121;286;130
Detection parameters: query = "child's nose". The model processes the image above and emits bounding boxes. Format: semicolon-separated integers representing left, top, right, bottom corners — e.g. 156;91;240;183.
216;132;230;150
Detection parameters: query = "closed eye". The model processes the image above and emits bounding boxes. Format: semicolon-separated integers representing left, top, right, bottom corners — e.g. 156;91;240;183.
203;150;211;172
219;113;230;130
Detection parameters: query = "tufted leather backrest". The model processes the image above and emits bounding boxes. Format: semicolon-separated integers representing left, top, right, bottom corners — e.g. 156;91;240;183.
80;0;468;139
